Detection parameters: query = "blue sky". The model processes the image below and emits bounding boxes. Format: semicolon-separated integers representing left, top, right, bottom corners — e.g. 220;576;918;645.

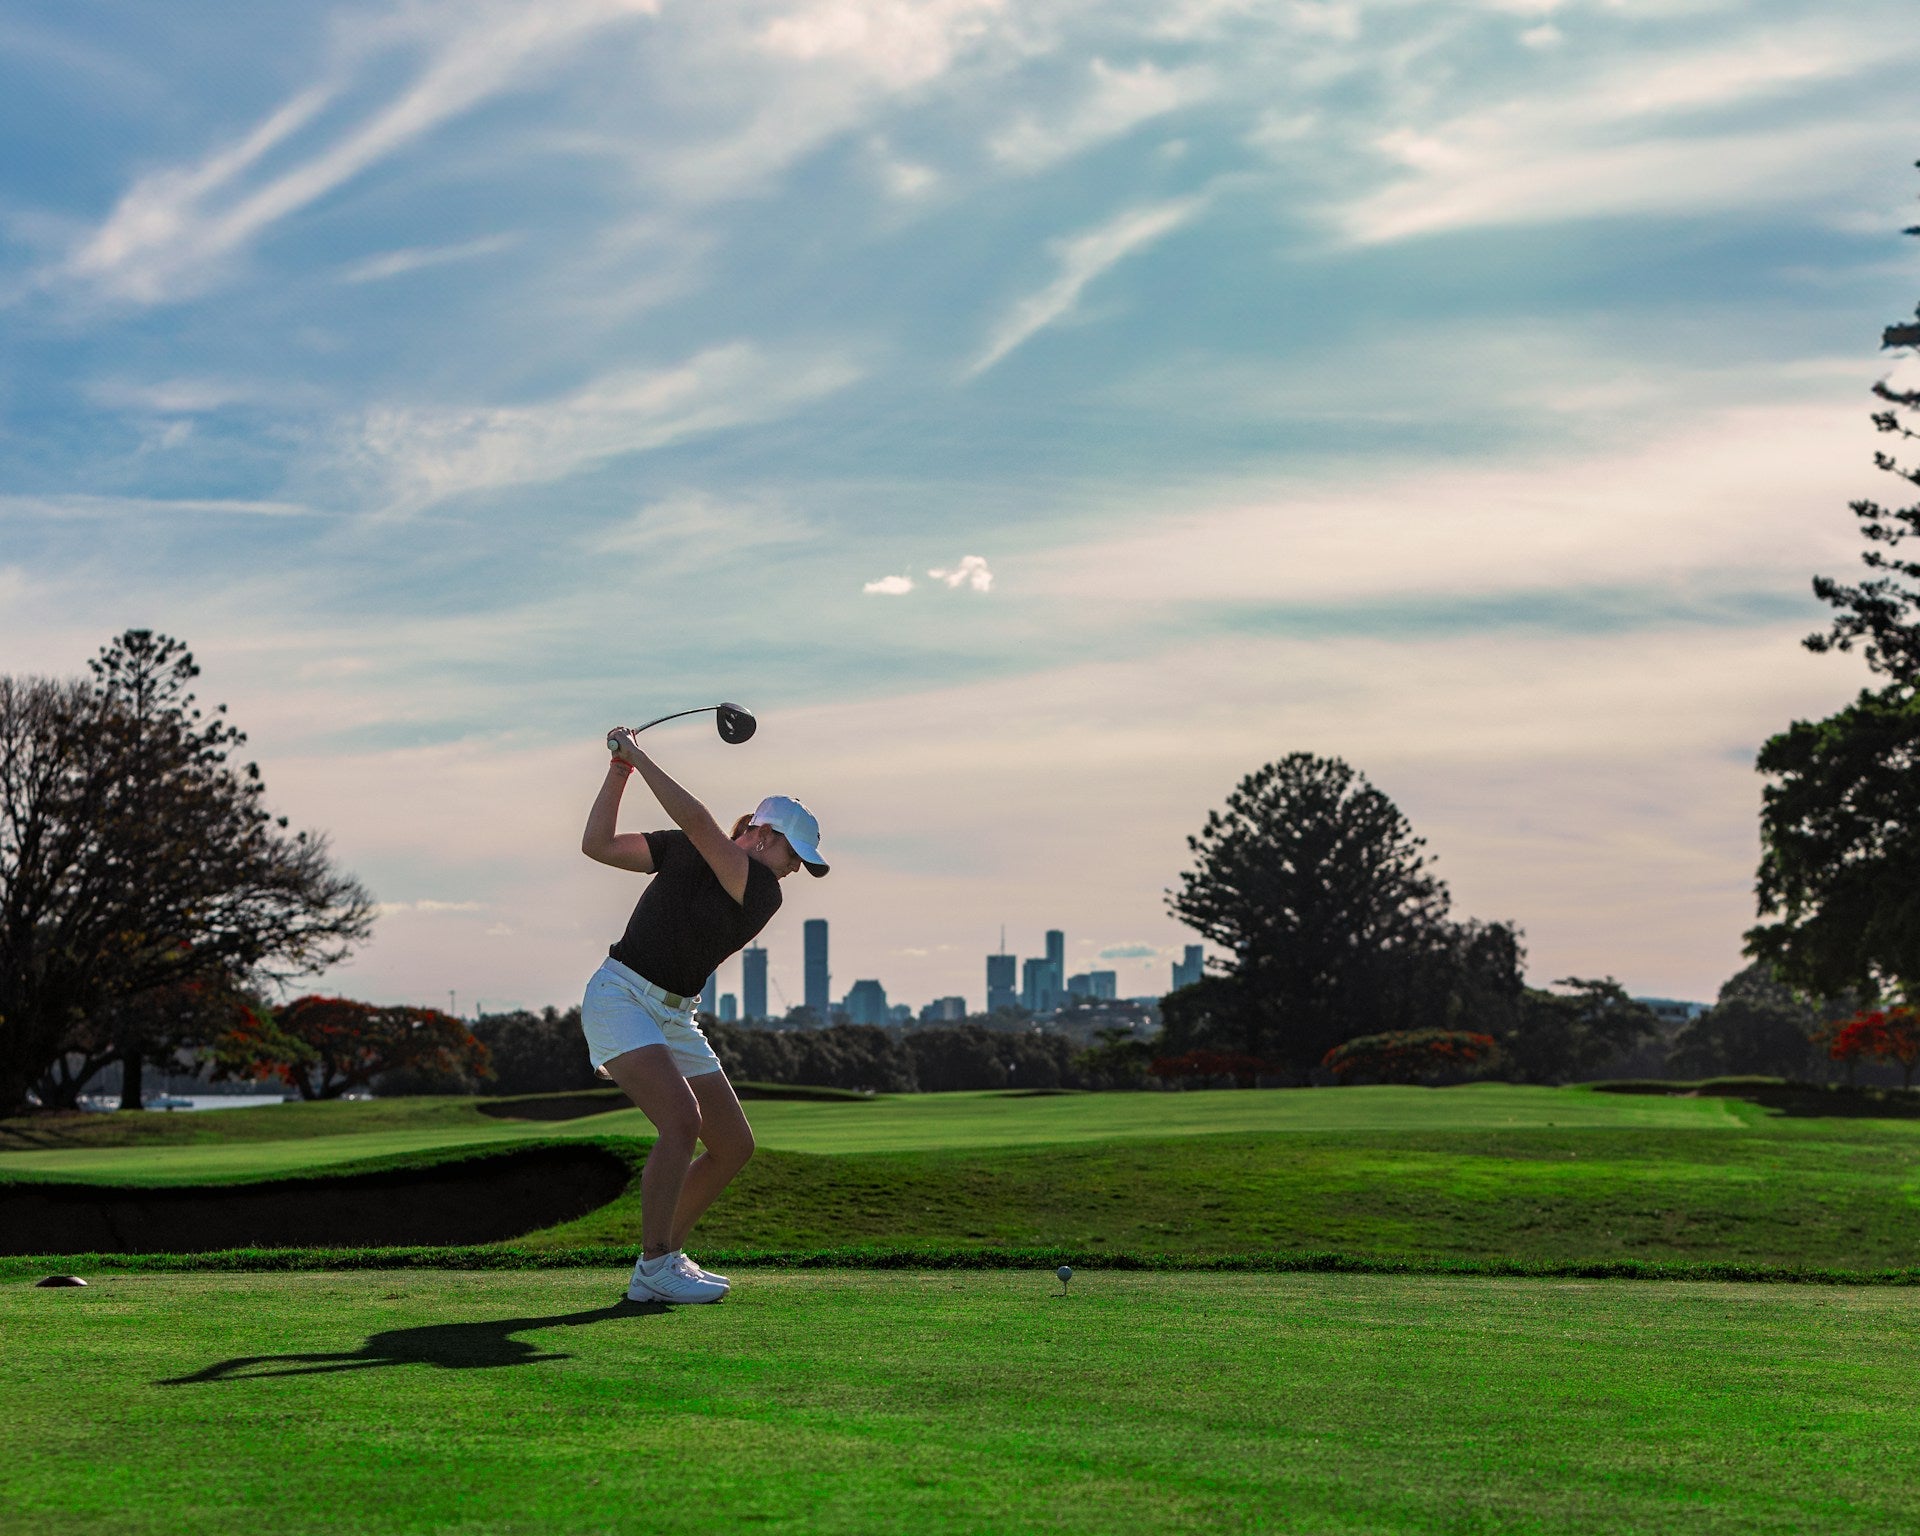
2;0;1916;1015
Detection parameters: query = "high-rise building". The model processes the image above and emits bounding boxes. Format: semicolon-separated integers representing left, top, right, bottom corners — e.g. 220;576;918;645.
1068;971;1118;1002
919;996;967;1022
804;920;830;1017
1172;944;1205;991
1022;956;1061;1015
843;979;888;1026
700;973;717;1016
742;946;769;1022
986;950;1018;1013
1043;929;1066;1008
719;993;738;1023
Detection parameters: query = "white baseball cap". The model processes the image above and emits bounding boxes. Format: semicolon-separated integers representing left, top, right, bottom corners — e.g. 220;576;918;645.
751;795;829;876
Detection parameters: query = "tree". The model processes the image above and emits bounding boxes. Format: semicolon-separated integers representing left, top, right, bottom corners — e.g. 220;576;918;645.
1166;753;1519;1074
1804;166;1920;685
1752;175;1920;1009
0;632;376;1111
1746;689;1920;1004
1497;978;1659;1085
1665;962;1825;1080
215;996;490;1100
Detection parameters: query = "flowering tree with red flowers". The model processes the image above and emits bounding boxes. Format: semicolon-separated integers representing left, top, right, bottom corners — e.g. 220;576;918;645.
1819;1007;1920;1088
1321;1029;1498;1085
215;995;490;1099
1149;1048;1269;1089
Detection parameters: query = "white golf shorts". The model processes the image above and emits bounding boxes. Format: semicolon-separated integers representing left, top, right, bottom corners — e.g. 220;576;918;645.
580;956;723;1078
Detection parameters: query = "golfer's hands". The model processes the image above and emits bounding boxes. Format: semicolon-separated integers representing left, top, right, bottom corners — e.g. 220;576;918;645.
606;728;642;771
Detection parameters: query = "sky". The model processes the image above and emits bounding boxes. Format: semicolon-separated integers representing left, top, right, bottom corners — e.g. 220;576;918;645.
2;0;1917;1018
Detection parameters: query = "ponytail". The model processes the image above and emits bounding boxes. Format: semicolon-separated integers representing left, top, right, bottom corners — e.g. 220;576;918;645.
729;813;755;840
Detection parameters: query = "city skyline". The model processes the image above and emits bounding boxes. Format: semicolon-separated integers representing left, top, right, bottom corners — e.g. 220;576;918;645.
699;921;1183;1026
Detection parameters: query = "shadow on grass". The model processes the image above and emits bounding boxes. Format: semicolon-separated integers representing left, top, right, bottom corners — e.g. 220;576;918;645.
157;1299;668;1385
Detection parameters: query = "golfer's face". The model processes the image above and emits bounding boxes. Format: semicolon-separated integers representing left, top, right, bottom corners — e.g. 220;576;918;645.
759;831;802;878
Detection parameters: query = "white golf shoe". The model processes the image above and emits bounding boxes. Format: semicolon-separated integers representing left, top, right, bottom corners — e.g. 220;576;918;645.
684;1255;730;1287
626;1251;728;1304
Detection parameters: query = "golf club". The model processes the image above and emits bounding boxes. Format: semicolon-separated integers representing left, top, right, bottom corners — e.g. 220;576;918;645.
607;702;756;754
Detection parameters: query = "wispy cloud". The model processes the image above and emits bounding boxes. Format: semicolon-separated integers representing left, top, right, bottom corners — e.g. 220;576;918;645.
864;574;916;594
992;58;1214;172
1330;23;1911;244
0;493;316;519
338;234;519;284
352;343;862;512
51;1;658;305
376;899;486;915
966;196;1205;377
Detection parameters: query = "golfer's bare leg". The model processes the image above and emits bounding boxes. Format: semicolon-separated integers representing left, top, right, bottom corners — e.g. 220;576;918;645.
670;1070;755;1250
600;1044;701;1259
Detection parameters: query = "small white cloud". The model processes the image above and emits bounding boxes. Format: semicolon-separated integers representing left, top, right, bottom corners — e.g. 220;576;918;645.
864;574;916;594
928;556;992;592
1521;24;1564;49
484;922;515;938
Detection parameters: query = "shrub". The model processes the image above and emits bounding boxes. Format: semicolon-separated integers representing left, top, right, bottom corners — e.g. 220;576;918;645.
1819;1007;1920;1088
1321;1029;1497;1085
1149;1049;1269;1089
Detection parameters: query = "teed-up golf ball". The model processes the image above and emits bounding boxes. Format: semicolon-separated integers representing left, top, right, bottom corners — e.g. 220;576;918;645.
1057;1265;1073;1285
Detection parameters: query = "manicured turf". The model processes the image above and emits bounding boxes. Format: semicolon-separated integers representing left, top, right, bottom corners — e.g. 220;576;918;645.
3;1269;1913;1535
9;1087;1920;1271
0;1084;1757;1184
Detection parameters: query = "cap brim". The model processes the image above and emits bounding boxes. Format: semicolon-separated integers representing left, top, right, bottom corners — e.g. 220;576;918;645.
787;837;828;876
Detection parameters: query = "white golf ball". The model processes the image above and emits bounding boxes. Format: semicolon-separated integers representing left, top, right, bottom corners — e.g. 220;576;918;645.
1056;1265;1073;1284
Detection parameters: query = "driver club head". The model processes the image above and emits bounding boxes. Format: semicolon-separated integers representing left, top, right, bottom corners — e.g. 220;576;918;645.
715;702;756;745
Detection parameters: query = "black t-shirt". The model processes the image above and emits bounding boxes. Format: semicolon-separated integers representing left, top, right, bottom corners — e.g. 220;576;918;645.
608;829;783;998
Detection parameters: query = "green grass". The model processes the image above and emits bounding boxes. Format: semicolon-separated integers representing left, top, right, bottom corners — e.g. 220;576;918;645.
3;1268;1914;1534
10;1087;1920;1272
0;1084;1757;1183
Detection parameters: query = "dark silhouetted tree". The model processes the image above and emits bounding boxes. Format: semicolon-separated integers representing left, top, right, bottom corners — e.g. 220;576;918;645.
1166;753;1519;1074
0;631;375;1112
1746;688;1920;1004
1805;165;1920;684
1497;978;1659;1085
1750;172;1920;1011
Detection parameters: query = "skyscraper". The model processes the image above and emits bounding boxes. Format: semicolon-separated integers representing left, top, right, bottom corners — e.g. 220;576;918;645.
700;972;717;1016
804;919;830;1018
843;979;888;1026
1022;956;1060;1015
719;994;738;1023
986;950;1017;1013
1045;929;1065;986
1172;944;1204;991
742;946;768;1022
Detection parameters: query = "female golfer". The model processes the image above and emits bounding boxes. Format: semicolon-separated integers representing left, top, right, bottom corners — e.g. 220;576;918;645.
580;728;827;1303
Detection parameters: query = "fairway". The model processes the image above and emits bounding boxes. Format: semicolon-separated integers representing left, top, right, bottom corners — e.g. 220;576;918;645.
4;1269;1915;1535
0;1084;1756;1183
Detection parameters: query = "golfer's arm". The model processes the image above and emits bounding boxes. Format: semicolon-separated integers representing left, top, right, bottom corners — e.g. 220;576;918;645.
580;762;657;872
626;749;751;902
